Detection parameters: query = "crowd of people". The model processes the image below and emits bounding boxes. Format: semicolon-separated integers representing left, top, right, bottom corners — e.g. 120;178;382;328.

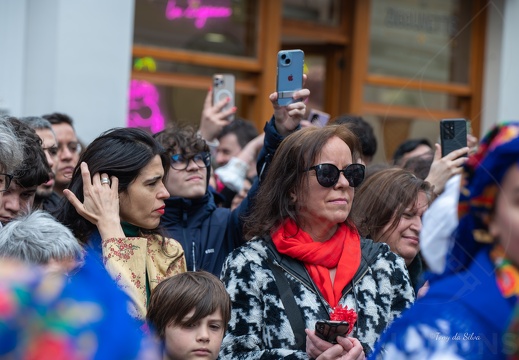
0;76;517;360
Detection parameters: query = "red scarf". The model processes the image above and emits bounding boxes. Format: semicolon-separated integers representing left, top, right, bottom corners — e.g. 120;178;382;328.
271;218;361;308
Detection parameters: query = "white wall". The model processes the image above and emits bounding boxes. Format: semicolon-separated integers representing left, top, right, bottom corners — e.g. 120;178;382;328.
482;0;519;135
0;0;27;117
0;0;135;145
497;0;519;124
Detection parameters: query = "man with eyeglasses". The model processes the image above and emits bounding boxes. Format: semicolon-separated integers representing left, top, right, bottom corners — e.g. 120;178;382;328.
43;113;82;198
154;125;251;276
0;118;50;226
19;117;61;213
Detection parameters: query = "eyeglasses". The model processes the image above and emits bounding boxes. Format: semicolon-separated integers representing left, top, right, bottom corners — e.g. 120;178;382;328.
58;142;82;154
0;173;14;192
43;146;59;157
306;163;365;188
170;152;211;170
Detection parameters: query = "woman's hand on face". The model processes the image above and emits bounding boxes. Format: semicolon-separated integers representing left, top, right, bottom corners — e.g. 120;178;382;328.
63;162;125;239
270;74;310;137
305;329;365;360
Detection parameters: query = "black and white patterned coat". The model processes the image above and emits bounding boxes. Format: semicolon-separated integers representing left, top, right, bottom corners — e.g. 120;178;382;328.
219;236;415;359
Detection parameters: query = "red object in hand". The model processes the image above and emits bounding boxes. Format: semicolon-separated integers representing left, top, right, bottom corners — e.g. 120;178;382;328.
330;305;357;335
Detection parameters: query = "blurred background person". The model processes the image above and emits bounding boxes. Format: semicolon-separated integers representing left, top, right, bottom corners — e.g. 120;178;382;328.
392;138;432;167
333;115;378;165
0;118;50;225
215;118;258;168
43;112;82;198
213;132;264;208
0;118;23;183
19;116;61;213
0;249;161;359
0;210;83;274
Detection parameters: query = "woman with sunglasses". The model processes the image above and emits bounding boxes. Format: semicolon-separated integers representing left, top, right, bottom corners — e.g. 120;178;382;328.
57;127;186;321
350;168;433;293
219;125;415;360
153;85;310;277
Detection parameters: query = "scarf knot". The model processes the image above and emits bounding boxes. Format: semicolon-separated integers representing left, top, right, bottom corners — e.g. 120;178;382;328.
271;218;361;308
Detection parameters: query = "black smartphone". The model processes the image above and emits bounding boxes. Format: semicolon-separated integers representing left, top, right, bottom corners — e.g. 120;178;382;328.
440;118;468;157
315;320;349;344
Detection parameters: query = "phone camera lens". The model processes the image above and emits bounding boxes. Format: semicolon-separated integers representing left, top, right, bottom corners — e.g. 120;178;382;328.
281;53;287;60
285;59;291;65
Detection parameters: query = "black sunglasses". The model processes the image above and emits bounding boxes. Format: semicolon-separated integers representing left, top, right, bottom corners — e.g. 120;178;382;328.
306;163;365;188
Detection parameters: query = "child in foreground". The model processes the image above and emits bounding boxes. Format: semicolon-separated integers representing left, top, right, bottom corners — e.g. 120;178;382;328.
147;271;231;360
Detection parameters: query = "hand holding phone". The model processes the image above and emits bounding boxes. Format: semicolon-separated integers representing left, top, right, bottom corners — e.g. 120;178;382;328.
276;49;304;106
213;74;235;121
315;320;350;344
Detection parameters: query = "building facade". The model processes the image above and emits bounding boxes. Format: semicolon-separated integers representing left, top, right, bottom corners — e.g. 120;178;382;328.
0;0;516;162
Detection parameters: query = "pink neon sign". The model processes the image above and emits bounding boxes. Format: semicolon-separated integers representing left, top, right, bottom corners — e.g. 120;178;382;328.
165;0;232;29
128;79;165;134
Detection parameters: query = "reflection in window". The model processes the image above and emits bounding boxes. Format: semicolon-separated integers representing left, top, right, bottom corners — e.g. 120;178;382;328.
369;0;472;84
134;0;258;57
364;85;459;111
282;0;341;26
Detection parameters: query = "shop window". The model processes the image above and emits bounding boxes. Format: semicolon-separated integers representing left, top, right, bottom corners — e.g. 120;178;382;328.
282;0;341;26
134;0;258;58
368;0;471;84
364;85;460;110
129;57;250;132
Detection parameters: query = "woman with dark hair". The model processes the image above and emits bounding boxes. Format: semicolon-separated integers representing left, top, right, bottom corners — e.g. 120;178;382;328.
219;125;414;359
350;168;433;291
57;127;186;320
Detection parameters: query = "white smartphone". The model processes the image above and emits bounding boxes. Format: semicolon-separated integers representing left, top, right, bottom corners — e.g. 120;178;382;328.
213;74;235;121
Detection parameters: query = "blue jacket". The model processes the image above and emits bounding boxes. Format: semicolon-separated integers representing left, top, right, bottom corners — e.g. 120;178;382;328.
369;248;516;360
160;190;248;276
